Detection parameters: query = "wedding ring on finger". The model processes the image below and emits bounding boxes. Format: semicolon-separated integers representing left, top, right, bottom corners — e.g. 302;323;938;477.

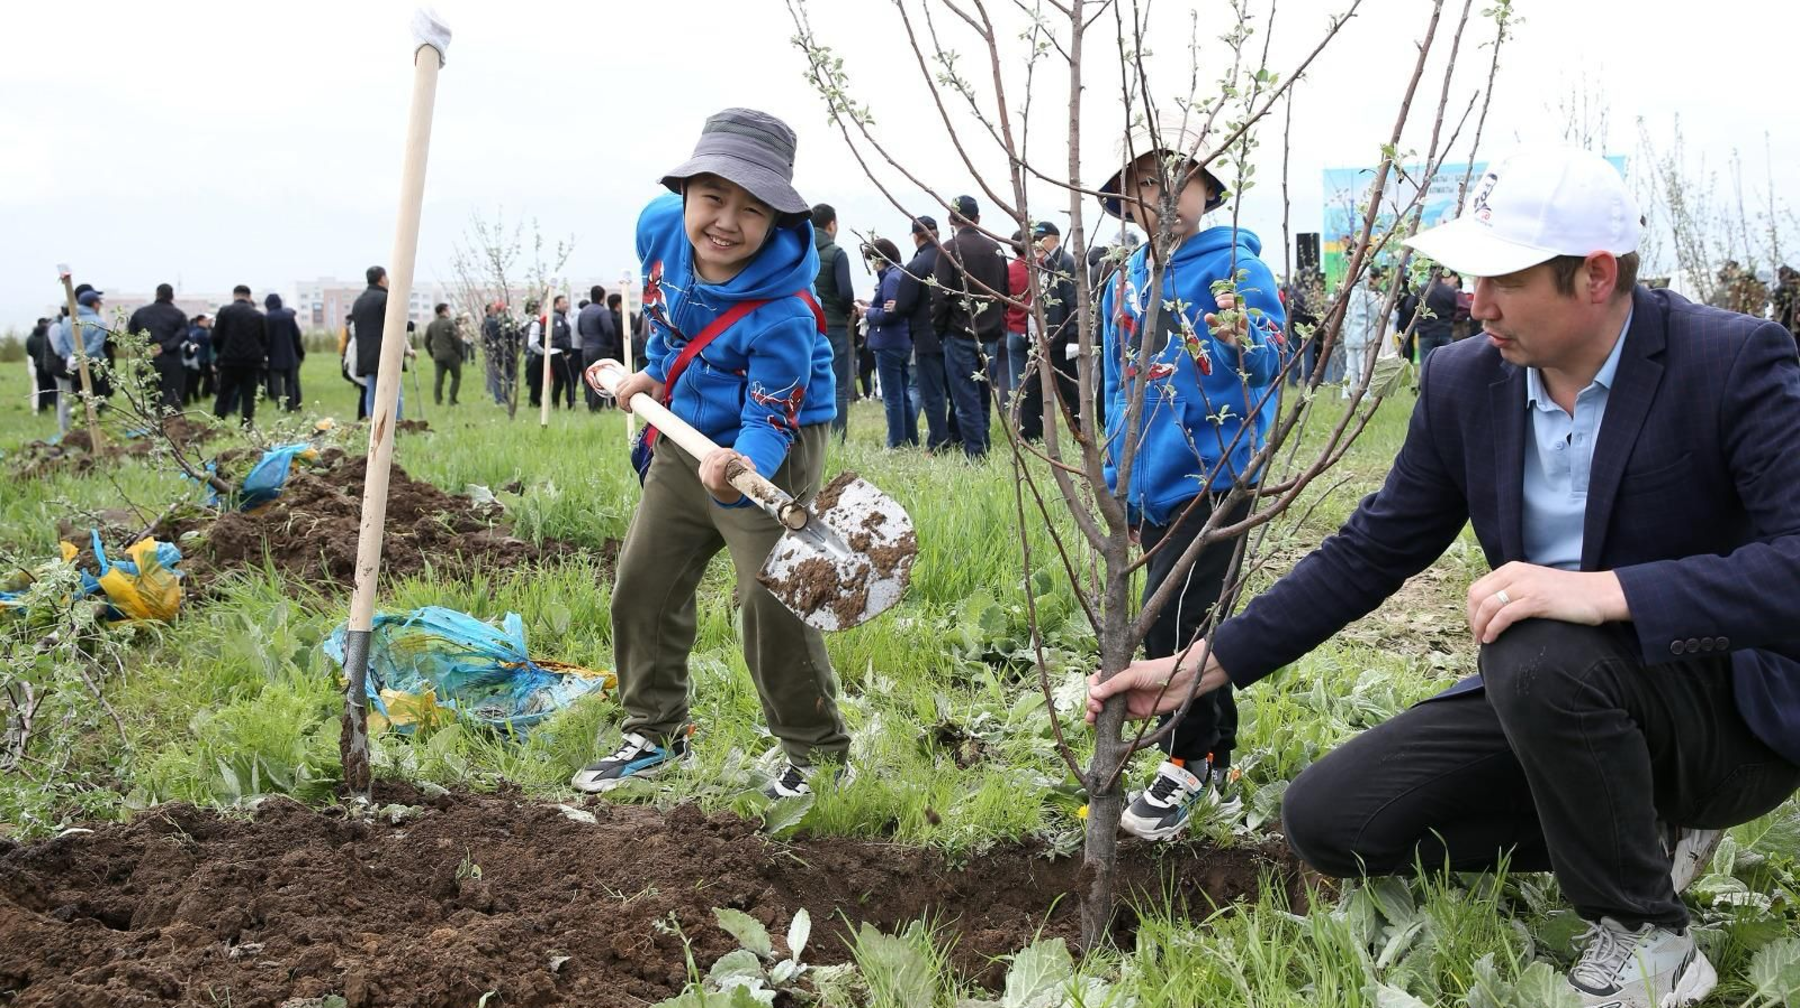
1494;589;1512;606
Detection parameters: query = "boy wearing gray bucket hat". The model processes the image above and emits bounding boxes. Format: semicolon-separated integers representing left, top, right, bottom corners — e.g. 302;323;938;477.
1094;121;1287;841
574;108;847;800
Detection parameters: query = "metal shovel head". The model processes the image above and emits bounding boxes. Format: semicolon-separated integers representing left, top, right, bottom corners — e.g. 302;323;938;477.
758;471;917;632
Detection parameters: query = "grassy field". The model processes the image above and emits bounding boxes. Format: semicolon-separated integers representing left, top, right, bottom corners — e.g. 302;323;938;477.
1;352;1795;1006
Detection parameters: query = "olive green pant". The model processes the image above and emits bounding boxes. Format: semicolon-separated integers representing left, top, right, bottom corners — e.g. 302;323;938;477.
611;423;848;761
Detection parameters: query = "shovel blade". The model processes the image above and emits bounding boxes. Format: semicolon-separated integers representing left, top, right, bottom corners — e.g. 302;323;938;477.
758;472;916;631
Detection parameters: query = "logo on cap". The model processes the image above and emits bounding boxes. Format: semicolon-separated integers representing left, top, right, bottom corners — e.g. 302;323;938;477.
1470;170;1500;224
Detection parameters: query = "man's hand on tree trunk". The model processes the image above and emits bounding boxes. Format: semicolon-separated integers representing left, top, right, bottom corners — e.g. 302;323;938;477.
1085;645;1231;723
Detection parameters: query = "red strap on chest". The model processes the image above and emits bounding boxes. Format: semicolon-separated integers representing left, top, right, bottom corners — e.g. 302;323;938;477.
642;291;826;455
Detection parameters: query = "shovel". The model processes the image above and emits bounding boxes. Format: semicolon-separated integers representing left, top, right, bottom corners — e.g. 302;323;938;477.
586;358;916;631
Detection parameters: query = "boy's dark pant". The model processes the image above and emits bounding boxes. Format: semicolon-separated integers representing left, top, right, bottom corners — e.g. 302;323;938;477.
942;334;996;458
1141;493;1254;767
1281;619;1800;929
611;423;849;762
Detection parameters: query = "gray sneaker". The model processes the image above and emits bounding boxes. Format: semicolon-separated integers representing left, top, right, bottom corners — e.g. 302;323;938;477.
1566;917;1716;1007
570;731;690;793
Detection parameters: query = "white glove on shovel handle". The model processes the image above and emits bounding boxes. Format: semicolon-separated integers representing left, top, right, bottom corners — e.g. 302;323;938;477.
586;358;807;529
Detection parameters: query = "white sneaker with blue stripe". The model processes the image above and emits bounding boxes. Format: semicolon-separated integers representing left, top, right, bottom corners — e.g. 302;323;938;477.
570;731;689;793
1120;759;1209;841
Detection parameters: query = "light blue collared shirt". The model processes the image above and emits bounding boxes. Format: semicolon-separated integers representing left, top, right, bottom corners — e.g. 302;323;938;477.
1521;311;1632;571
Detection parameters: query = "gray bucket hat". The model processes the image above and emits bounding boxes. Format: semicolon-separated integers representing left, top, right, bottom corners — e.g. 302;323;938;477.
661;108;809;222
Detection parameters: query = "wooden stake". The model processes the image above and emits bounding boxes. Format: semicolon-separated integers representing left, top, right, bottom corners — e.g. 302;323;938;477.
55;269;106;451
340;13;450;797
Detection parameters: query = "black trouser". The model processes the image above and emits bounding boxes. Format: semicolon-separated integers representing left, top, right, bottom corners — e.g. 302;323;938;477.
1282;619;1800;929
433;358;461;405
526;354;544;408
1141;493;1254;768
582;346;609;410
1014;360;1080;442
33;366;59;412
214;363;260;425
550;353;578;408
266;365;301;411
151;355;186;413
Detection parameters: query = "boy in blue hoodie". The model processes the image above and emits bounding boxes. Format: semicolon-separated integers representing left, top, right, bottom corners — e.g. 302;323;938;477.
1097;125;1286;839
572;109;845;800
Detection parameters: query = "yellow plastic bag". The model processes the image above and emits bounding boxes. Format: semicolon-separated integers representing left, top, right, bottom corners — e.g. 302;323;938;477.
95;538;184;623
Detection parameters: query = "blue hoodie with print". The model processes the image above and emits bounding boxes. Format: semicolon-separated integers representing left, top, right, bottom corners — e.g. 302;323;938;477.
1100;225;1285;525
637;192;837;479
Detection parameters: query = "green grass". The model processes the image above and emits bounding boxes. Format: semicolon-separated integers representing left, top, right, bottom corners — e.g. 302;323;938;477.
2;353;1795;1006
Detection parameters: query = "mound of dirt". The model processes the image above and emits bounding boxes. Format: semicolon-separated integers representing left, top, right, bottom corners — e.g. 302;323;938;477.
161;448;605;593
0;785;1302;1008
6;416;220;480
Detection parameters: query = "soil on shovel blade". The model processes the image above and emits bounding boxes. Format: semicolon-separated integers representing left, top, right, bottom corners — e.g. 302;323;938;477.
0;785;1303;1008
157;448;611;593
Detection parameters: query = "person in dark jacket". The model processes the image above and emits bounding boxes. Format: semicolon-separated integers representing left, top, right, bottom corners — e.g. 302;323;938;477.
547;294;577;409
262;292;305;411
894;216;958;451
609;293;646;371
1414;268;1462;366
212;285;267;425
26;319;58;414
184;314;213;405
127;283;190;412
931;195;1008;458
859;238;918;448
1015;221;1081;441
812;203;856;439
424;302;461;406
351;265;406;420
577;285;620;411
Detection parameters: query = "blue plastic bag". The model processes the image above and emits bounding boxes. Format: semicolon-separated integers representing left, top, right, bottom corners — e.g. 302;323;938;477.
323;606;613;736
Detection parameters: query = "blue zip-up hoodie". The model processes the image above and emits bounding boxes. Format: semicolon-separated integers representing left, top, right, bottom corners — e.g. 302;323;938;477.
1100;225;1285;524
637;192;836;479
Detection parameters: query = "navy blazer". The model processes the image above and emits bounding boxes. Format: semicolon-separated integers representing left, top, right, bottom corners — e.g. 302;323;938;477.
1210;286;1800;766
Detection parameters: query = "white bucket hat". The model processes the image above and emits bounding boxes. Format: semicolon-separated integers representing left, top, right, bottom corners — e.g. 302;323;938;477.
1096;120;1228;220
1404;147;1641;277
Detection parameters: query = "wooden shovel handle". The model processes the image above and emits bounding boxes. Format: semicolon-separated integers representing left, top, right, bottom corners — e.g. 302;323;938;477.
587;358;806;528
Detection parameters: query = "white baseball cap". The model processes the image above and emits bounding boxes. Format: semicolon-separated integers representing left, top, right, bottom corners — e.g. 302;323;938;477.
1404;147;1641;278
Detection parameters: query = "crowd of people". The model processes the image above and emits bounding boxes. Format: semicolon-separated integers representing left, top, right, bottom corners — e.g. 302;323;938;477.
23;282;310;432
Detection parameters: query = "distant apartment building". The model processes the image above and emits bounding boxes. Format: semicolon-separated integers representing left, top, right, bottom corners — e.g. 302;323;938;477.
293;277;448;331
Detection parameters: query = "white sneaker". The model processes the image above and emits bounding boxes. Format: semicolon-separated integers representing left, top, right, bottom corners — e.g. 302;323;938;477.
1120;760;1209;841
1566;917;1716;1007
1666;826;1723;895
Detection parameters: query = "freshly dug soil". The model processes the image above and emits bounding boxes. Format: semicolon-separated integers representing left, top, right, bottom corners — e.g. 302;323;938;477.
6;416;220;480
159;448;608;593
0;785;1303;1008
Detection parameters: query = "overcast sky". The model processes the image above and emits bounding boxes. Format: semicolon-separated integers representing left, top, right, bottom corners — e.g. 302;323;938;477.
3;0;1794;330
